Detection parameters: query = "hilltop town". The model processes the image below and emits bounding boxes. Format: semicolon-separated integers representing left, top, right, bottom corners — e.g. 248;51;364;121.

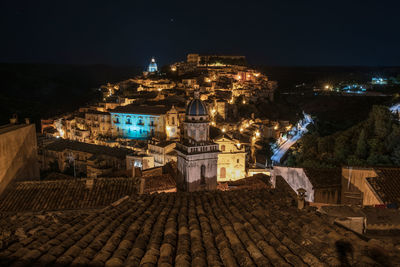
38;54;287;181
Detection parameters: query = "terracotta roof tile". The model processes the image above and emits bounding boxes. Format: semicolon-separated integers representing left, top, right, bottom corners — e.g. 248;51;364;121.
143;174;176;194
367;168;400;204
0;178;138;212
1;190;398;266
45;139;133;159
111;104;170;115
303;168;342;188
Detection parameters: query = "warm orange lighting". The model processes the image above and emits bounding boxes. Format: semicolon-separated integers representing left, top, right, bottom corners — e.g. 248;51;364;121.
222;128;226;133
255;131;260;137
239;127;243;132
242;100;246;104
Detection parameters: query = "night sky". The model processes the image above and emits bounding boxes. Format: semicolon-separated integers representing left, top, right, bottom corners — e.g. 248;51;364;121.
1;0;400;66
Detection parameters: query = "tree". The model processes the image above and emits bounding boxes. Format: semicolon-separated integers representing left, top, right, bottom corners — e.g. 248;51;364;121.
355;129;368;159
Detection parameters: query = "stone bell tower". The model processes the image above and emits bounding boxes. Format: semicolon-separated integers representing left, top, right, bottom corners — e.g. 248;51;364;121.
175;91;220;192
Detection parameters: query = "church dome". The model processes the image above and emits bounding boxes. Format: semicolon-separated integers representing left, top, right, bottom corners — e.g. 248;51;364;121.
148;57;158;72
186;98;208;116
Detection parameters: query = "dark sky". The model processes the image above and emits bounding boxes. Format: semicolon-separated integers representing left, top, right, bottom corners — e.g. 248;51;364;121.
1;0;400;66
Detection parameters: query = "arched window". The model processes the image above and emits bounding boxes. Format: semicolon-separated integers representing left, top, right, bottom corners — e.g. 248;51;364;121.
221;145;225;151
220;167;226;179
200;165;206;185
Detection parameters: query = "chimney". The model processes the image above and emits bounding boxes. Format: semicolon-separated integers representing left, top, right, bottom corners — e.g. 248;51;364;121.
297;188;307;210
10;114;18;124
139;177;145;194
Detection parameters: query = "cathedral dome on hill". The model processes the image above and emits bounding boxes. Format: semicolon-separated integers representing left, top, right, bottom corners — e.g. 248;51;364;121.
147;57;158;72
186;98;208;116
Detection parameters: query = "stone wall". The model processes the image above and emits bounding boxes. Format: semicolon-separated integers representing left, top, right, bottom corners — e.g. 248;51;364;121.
341;167;381;206
0;124;39;195
272;166;314;202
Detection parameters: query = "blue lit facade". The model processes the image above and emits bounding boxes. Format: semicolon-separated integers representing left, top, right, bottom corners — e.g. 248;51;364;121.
110;113;165;139
148;57;158;72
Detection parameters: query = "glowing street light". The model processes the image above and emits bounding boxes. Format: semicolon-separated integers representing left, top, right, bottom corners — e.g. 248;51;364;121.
255;131;260;137
242;100;246;104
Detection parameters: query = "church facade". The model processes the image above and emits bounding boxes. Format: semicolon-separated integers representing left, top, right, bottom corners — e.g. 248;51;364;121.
175;92;220;192
214;135;246;182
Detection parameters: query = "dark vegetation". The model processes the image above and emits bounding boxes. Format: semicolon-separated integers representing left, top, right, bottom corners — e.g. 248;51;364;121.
287;105;400;167
0;63;139;128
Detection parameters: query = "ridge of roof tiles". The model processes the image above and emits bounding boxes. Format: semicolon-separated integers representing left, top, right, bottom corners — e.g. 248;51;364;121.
45;139;133;159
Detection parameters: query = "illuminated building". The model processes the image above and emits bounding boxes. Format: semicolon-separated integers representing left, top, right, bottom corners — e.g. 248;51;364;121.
126;154;154;171
0;122;39;195
85;110;112;138
187;54;246;66
41;139;133;178
371;77;388;85
110;105;179;140
214;135;246;182
147;57;158;72
175;91;220;191
148;140;177;166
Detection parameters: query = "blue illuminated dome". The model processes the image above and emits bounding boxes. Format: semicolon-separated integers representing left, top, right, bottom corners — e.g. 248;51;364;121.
148;57;158;72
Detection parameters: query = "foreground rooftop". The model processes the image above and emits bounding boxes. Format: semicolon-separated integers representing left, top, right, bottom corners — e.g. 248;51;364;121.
1;189;398;266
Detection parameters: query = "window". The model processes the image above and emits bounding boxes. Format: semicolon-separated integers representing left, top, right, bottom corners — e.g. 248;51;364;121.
237;159;239;163
200;165;206;185
172;117;175;125
126;118;131;124
220;167;226;179
221;145;225;151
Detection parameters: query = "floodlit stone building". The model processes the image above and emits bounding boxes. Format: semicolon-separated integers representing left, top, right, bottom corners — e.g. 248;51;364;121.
214;135;246;182
147;140;177;166
41;139;133;177
175;92;220;191
0;122;39;194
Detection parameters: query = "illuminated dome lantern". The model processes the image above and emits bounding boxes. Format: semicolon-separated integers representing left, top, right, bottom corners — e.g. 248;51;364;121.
147;57;158;72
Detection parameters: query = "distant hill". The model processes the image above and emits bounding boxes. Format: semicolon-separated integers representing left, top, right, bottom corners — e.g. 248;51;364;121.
0;63;140;127
256;66;400;89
